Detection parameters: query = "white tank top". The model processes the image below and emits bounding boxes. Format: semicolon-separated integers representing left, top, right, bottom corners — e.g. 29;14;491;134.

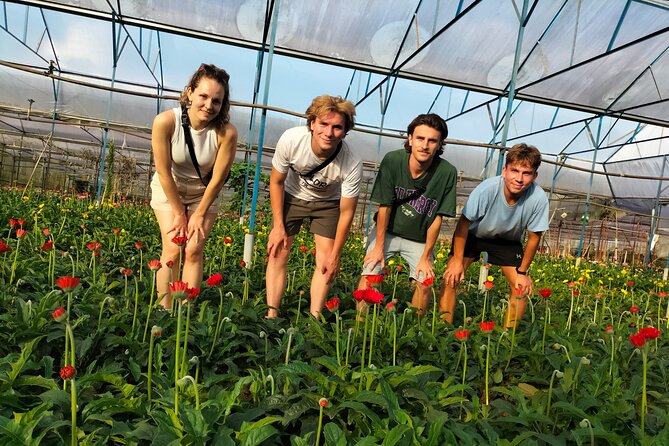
170;107;219;180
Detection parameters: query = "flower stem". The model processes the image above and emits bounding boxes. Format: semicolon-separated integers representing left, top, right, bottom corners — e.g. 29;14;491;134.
315;404;324;446
142;271;157;343
180;303;192;376
174;300;183;414
208;289;225;360
367;304;378;368
147;334;155;402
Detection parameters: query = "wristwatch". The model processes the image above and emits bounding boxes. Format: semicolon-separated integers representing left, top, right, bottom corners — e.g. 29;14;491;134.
515;267;528;275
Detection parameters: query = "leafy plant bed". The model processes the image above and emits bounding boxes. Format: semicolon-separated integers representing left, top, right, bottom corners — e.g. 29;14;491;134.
1;187;668;445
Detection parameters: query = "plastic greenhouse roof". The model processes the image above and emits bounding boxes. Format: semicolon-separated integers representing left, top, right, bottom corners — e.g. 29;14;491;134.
1;0;669;216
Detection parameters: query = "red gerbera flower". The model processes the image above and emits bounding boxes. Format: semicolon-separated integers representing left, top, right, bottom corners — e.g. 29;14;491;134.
484;280;494;290
479;321;495;332
455;329;470;340
539;288;551;298
629;332;646;347
300;245;308;253
112;229;120;234
659;292;667;298
121;268;132;277
325;297;340;311
604;325;614;334
17;219;25;226
40;240;54;251
169;280;189;300
56;276;81;291
353;288;384;305
59;365;76;380
166;260;174;268
16;229;27;238
571;290;580;296
240;259;246;267
43;228;50;235
639;327;661;340
206;273;223;286
224;236;232;245
186;287;200;301
52;306;67;322
0;241;11;253
385;301;396;311
365;274;385;284
171;236;188;246
627;281;634;287
422;276;435;287
135;242;144;249
630;306;639;314
9;218;17;227
396;265;404;271
86;242;102;250
148;259;162;271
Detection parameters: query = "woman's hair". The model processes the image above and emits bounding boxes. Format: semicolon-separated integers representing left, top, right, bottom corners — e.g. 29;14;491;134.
403;113;448;156
505;143;542;171
305;95;356;133
179;63;231;130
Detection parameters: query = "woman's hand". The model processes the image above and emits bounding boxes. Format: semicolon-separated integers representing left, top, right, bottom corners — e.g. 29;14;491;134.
168;213;189;239
187;213;206;244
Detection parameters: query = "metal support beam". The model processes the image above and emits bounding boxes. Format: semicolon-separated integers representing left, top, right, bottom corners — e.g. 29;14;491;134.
495;0;531;175
576;117;603;258
646;155;666;267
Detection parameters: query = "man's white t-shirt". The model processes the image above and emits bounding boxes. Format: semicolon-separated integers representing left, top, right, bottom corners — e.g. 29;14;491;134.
272;126;362;201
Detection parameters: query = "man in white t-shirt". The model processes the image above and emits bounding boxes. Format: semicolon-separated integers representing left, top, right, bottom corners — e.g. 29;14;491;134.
266;95;362;318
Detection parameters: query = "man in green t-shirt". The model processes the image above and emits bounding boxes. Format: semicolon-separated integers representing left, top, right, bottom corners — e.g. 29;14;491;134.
356;114;457;312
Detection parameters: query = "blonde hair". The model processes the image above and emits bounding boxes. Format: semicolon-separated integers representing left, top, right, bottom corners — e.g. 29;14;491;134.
305;95;356;133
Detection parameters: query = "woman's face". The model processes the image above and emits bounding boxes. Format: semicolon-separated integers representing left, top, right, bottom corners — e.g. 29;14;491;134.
187;77;226;127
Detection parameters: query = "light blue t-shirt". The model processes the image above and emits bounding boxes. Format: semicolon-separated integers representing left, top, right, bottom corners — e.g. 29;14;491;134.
463;176;549;241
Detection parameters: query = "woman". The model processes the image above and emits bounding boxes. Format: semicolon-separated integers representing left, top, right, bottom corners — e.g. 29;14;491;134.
150;63;237;308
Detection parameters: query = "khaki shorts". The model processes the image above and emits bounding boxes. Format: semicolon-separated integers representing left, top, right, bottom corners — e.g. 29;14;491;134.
281;193;340;239
150;173;221;215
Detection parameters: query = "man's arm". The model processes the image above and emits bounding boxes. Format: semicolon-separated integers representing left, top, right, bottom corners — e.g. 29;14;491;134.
514;230;542;294
322;195;358;283
415;215;442;282
363;205;390;271
443;215;472;288
267;168;289;257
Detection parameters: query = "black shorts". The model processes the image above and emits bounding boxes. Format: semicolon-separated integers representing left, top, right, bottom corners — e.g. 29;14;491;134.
459;233;523;266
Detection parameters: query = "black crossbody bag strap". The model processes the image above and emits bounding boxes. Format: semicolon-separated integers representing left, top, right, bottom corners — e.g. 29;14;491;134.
181;105;211;186
300;141;343;179
385;159;438;226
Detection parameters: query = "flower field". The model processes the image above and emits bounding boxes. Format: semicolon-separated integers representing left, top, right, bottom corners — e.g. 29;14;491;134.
1;187;669;445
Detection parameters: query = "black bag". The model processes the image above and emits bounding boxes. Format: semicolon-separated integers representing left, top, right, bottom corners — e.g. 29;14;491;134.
181;105;213;187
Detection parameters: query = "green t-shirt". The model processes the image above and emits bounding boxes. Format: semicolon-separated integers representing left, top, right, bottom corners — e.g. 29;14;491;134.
371;149;457;243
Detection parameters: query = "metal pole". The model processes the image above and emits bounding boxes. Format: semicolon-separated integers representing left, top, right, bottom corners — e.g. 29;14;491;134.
646;155;666;268
576;117;603;258
96;14;120;202
245;0;280;267
496;0;530;175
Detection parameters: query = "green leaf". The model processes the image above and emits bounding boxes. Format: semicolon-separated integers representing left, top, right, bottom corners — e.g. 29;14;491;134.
381;424;412;446
237;416;281;446
324;422;347;446
337;401;383;428
6;336;45;385
380;379;412;426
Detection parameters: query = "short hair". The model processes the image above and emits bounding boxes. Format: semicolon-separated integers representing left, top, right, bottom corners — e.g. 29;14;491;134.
403;113;448;157
305;95;356;133
505;143;542;172
179;63;231;131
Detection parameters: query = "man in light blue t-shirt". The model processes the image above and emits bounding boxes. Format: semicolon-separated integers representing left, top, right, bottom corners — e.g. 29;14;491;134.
439;143;549;328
